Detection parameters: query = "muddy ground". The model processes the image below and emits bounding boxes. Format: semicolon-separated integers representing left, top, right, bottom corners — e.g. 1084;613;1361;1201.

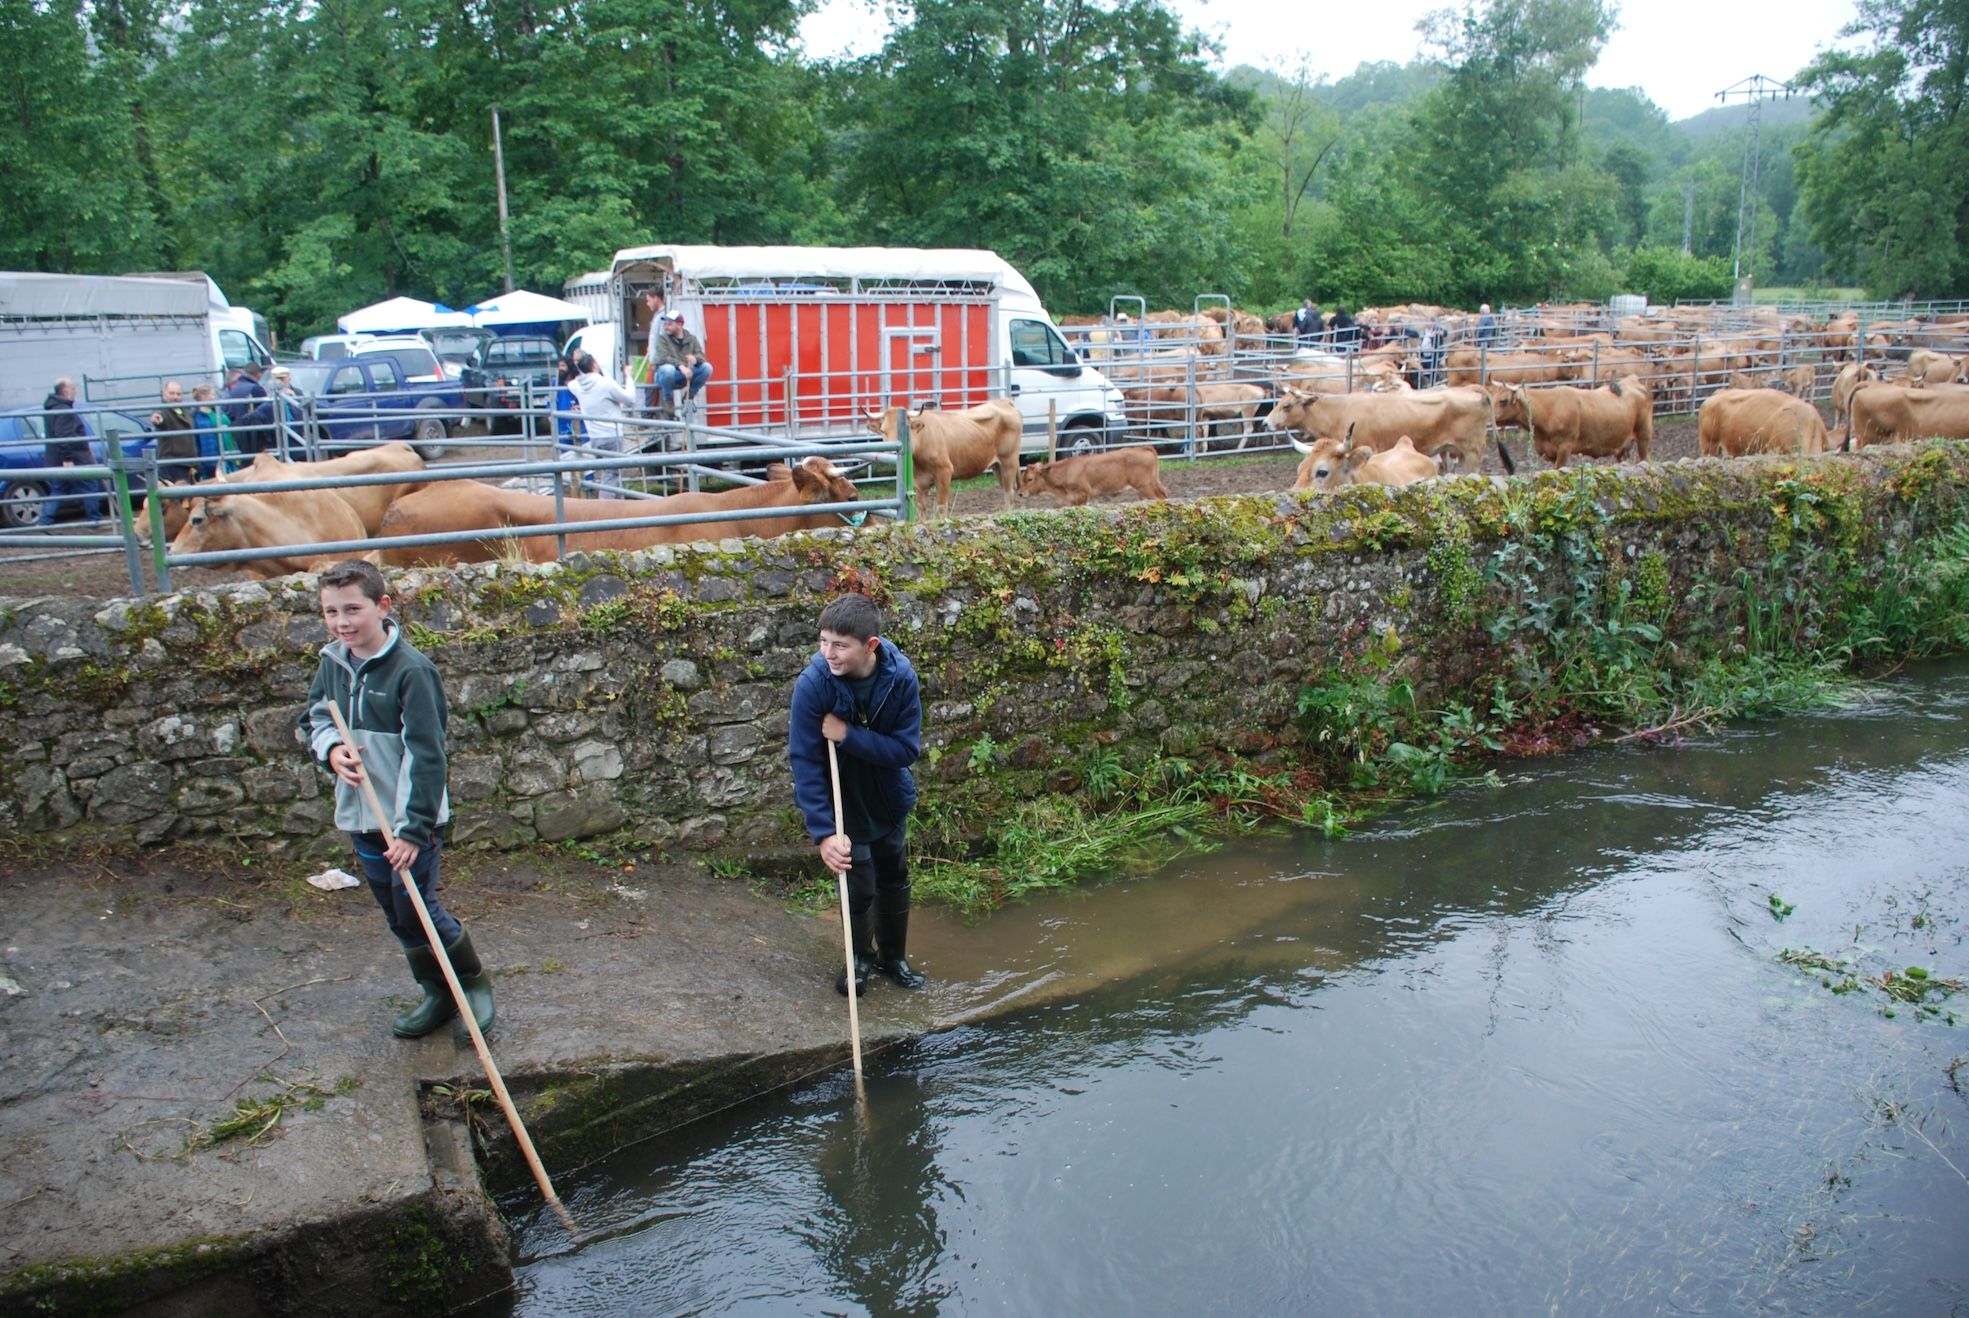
0;417;1712;600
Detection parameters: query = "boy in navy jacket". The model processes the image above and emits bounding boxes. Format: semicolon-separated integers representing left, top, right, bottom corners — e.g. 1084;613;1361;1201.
788;594;925;996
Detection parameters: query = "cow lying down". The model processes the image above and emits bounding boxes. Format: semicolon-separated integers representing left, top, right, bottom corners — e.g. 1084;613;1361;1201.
1017;446;1170;506
1290;425;1439;492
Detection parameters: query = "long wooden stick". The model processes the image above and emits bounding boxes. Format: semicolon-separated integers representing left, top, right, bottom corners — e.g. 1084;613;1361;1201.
325;703;576;1235
827;738;866;1093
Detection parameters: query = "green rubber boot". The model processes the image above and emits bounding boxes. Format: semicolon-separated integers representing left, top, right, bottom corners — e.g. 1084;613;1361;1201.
445;929;496;1034
392;944;457;1038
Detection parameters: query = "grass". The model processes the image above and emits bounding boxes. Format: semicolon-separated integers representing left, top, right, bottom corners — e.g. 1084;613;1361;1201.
1751;286;1868;304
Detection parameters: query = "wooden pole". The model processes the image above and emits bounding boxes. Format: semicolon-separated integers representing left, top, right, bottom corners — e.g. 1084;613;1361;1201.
324;703;576;1236
1046;397;1058;462
826;738;866;1096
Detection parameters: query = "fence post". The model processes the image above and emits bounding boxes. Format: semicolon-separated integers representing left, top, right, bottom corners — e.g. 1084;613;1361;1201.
784;366;798;440
1047;397;1058;462
893;406;915;524
1592;339;1601;387
104;442;145;596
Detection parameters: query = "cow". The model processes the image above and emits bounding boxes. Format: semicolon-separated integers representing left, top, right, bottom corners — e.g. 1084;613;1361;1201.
864;399;1022;516
1697;388;1829;458
168;487;373;579
1264;386;1491;469
1846;382;1969;450
1193;382;1268;448
1782;363;1817;399
1443;349;1583;388
1290;427;1438;493
1832;362;1880;432
139;442;426;541
1490;379;1654;469
1906;349;1963;387
1017;446;1169;506
1727;370;1778;392
378;458;863;565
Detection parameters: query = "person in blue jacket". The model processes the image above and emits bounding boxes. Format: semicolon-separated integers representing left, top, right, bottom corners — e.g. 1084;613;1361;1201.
788;593;926;996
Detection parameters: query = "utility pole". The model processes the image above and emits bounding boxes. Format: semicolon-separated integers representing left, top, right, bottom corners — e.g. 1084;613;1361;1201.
1716;74;1791;299
1681;181;1694;256
492;104;516;294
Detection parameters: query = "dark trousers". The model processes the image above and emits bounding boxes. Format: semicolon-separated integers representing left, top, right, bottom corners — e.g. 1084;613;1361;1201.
38;476;105;524
842;828;909;916
350;831;462;949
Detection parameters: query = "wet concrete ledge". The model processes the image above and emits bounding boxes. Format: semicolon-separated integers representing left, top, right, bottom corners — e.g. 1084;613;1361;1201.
0;847;939;1315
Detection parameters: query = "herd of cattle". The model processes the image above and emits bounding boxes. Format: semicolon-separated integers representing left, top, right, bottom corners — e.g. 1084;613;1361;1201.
150;302;1969;579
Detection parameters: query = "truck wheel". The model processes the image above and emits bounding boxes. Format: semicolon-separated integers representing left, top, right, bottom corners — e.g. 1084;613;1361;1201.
413;413;449;460
1;480;48;530
1064;422;1103;458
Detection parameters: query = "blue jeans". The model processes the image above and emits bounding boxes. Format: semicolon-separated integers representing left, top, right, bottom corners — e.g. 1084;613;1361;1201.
38;476;105;525
653;361;712;405
350;831;462;950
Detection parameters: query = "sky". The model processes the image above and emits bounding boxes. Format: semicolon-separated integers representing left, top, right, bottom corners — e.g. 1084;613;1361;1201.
797;0;1865;123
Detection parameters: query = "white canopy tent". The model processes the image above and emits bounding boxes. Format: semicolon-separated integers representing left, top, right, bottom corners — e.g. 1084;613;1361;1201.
466;290;592;328
336;296;473;334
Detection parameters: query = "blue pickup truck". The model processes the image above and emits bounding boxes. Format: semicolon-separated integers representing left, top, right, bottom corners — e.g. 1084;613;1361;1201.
282;351;464;458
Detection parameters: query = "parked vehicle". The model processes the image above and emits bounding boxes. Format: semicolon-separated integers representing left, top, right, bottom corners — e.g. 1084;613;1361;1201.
583;246;1128;454
299;333;373;361
281;352;463;458
0;405;156;529
460;334;560;433
348;337;452;383
422;327;493;374
0;272;273;413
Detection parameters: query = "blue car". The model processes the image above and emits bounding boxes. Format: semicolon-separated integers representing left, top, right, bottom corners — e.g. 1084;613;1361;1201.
0;407;156;529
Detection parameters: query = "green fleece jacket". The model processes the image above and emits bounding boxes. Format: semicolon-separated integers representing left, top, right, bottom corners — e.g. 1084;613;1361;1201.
299;620;450;846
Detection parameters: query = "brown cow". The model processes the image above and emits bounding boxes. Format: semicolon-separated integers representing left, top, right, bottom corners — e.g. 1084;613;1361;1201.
139;442;426;541
1443;349;1583;387
1194;383;1268;448
1906;349;1963;387
1491;380;1654;468
1290;428;1438;493
864;399;1022;516
1782;363;1817;399
1698;388;1829;458
1847;382;1969;450
169;487;373;579
379;459;862;565
1017;446;1169;506
1832;362;1879;431
1265;386;1491;469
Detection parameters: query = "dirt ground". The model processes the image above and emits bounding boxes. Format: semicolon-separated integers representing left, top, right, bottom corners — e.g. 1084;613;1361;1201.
0;417;1710;600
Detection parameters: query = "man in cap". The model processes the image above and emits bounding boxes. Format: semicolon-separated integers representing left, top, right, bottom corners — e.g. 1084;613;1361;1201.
650;311;713;419
222;362;271;453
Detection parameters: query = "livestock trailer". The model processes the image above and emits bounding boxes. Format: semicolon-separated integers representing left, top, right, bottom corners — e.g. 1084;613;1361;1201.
581;245;1125;453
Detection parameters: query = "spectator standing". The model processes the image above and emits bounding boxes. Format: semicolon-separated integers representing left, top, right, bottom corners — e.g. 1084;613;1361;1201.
1328;305;1359;353
1293;300;1324;346
149;380;197;479
36;377;105;526
566;352;637;498
1420;323;1447;387
637;287;668;410
189;383;228;477
650;312;712;418
1477;304;1497;346
222;362;270;453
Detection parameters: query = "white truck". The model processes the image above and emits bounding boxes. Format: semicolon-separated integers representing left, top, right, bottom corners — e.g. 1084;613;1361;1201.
0;271;274;412
563;246;1126;453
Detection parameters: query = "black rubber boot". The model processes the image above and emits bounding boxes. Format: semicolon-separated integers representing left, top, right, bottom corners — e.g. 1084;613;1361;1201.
392;945;457;1038
836;905;875;997
445;929;496;1033
874;888;927;990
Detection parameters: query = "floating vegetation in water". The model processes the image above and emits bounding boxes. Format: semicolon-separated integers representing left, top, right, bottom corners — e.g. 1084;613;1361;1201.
1779;949;1965;1022
1769;892;1797;921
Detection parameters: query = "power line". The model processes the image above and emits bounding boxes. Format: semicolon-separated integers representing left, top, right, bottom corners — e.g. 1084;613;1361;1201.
1716;74;1793;296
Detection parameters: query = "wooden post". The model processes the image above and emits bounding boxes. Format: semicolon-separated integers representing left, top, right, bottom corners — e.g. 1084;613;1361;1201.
1046;397;1058;462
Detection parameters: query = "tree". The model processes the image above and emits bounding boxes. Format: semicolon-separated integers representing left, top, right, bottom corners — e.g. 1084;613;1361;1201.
1793;0;1969;297
1245;59;1341;240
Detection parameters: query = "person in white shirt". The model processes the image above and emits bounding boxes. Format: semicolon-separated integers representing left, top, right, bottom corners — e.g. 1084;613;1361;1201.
566;352;637;498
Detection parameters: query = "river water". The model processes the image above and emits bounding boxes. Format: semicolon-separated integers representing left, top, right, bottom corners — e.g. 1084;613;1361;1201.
501;662;1969;1316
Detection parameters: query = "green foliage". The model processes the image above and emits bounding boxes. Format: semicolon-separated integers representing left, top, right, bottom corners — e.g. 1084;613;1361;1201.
1619;246;1734;303
1793;0;1969;298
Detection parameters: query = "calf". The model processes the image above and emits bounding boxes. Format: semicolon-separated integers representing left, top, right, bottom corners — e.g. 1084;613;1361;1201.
1017;446;1169;506
169;487;372;579
1782;363;1817;399
865;399;1022;516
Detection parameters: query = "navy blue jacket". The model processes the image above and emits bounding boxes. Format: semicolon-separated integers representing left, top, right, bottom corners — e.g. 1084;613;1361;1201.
788;641;920;844
42;392;89;465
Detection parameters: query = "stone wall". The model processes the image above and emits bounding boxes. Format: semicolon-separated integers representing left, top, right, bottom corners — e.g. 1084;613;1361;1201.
3;445;1965;858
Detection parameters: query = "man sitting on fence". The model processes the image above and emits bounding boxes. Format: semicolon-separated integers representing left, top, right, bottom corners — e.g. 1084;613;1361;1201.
650;312;713;419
